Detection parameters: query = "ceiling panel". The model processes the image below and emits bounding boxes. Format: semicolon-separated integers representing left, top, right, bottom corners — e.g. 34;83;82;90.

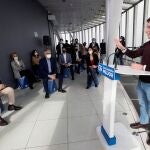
37;0;142;32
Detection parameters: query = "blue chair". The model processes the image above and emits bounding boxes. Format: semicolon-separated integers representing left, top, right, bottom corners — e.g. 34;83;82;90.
48;80;57;94
18;76;28;89
64;68;70;78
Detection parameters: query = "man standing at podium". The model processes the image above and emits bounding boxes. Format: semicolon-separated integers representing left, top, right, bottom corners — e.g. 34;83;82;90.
115;17;150;145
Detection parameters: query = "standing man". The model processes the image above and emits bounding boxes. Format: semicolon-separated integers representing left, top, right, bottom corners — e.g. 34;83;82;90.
100;39;106;63
58;47;74;93
56;38;64;61
39;49;57;98
115;17;150;145
89;38;100;52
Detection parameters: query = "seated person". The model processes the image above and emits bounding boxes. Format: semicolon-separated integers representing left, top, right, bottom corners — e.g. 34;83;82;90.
31;49;41;78
0;80;22;126
10;52;37;89
86;48;99;89
58;47;74;92
39;49;57;98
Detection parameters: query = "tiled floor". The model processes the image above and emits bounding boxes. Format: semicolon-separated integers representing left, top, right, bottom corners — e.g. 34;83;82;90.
0;72;149;150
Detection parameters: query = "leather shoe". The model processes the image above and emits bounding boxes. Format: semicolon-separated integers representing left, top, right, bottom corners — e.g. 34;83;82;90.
58;89;66;93
147;132;150;145
0;117;8;126
45;93;50;99
130;122;150;129
8;105;22;111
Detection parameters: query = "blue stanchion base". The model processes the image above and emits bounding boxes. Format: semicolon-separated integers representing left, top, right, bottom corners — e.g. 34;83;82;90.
101;125;116;146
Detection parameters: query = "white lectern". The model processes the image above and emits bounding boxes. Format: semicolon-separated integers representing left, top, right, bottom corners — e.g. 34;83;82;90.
97;64;150;150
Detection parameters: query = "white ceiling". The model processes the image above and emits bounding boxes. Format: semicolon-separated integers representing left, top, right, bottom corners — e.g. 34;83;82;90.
37;0;142;32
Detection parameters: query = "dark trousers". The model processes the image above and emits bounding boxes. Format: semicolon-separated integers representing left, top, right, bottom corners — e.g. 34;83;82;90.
58;65;74;90
32;64;40;77
42;78;49;94
81;55;86;69
87;68;98;87
20;69;36;86
75;61;81;73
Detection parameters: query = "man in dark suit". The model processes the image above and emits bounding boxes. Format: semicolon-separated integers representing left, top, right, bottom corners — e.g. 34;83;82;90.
58;47;74;92
100;39;106;63
56;38;64;61
39;48;57;98
89;38;100;52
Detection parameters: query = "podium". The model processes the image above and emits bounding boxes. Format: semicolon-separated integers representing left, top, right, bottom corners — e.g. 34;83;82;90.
97;64;150;150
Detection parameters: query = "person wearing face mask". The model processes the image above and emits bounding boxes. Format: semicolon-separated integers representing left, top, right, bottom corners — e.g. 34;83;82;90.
56;39;64;61
39;49;57;98
58;47;74;92
0;79;22;126
86;48;99;89
10;52;37;89
31;49;41;77
89;38;100;52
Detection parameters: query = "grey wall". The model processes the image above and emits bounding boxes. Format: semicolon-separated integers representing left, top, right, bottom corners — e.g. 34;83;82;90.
0;0;49;87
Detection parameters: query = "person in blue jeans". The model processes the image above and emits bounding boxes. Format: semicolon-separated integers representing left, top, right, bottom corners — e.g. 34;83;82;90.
115;17;150;145
86;48;99;89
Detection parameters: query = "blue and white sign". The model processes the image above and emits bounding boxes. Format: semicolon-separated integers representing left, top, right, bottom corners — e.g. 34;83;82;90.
98;63;120;80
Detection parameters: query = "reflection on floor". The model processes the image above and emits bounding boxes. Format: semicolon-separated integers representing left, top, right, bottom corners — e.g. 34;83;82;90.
0;72;149;150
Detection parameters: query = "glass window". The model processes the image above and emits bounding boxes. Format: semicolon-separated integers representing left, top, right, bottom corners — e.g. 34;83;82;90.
134;1;144;47
126;8;134;47
121;12;126;38
92;27;96;38
96;25;100;44
79;31;82;43
85;29;88;45
148;0;150;17
89;28;92;44
65;33;70;43
100;24;104;41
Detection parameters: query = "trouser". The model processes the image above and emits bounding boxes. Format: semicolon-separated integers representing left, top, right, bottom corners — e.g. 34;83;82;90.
20;69;36;86
75;61;81;73
42;78;49;94
32;65;40;77
58;65;74;90
0;87;15;105
81;55;86;69
87;68;98;87
137;81;150;124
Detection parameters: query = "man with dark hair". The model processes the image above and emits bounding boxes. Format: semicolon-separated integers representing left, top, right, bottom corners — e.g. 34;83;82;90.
115;17;150;145
56;38;64;61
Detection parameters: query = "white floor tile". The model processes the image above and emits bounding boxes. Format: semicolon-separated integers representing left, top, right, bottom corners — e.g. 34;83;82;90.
68;101;96;117
0;122;34;150
37;101;67;120
27;119;67;148
68;115;100;142
69;140;104;150
26;144;67;150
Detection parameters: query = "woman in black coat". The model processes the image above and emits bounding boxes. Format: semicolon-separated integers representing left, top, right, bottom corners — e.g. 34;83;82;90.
86;48;99;89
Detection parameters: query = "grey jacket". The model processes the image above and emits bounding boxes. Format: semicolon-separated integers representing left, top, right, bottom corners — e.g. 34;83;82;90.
11;60;25;79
